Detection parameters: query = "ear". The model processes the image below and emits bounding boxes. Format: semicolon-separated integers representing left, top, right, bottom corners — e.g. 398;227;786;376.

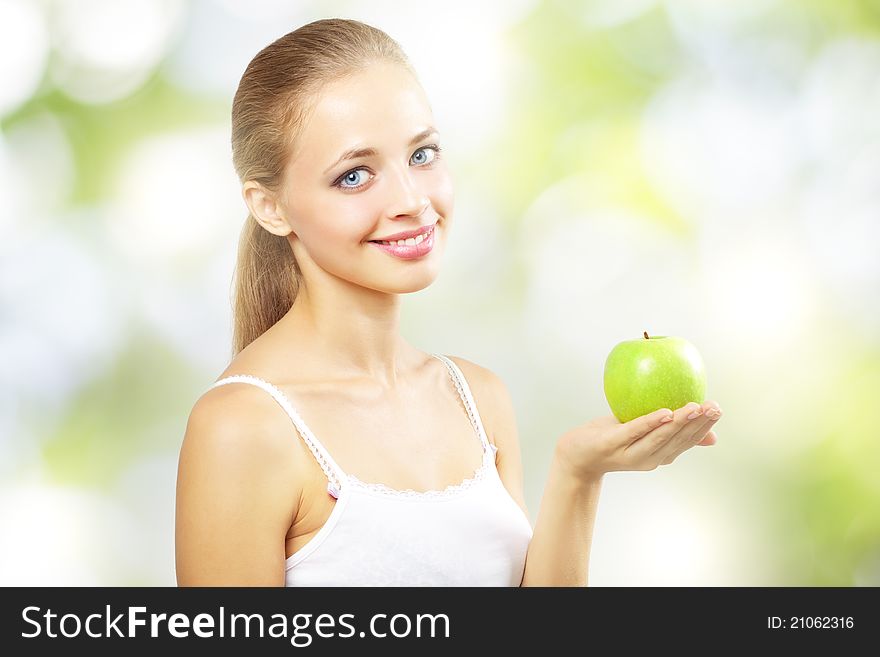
242;181;293;237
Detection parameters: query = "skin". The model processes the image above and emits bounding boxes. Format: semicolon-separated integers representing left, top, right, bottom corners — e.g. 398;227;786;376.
174;61;723;587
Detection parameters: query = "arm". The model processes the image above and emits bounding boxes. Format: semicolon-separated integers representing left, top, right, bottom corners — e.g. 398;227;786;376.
524;403;722;586
521;454;602;586
452;357;721;588
175;387;299;586
475;364;600;586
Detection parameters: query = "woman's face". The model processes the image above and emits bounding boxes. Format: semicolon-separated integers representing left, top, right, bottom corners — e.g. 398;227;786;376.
279;61;455;294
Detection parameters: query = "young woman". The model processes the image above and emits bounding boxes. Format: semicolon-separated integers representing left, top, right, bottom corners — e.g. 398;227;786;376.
174;18;722;587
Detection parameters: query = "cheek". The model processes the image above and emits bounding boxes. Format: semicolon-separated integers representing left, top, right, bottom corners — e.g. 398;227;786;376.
303;198;380;248
430;169;455;215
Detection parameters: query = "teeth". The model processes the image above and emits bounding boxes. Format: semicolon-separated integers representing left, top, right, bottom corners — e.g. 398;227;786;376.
378;228;430;247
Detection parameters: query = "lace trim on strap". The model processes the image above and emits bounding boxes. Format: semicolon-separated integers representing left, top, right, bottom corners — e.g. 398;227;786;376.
210;375;345;492
429;353;493;455
346;445;496;499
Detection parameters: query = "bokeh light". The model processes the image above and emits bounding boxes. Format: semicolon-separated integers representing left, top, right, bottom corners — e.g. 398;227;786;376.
2;0;878;586
0;0;49;116
51;0;187;104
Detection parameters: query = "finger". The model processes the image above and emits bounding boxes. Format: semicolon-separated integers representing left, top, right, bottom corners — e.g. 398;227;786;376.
655;405;722;463
663;401;722;450
618;407;675;446
643;401;703;456
661;429;718;464
623;407;687;460
697;430;717;446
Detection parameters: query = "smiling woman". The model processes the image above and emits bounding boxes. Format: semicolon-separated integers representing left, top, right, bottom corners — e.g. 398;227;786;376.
174;18;529;588
173;17;722;589
229;22;455;339
244;56;452;294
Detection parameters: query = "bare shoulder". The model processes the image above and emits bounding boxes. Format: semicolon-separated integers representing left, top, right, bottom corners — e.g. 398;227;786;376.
443;354;528;516
443;354;497;386
175;383;302;586
443;355;512;443
181;383;306;506
185;383;303;469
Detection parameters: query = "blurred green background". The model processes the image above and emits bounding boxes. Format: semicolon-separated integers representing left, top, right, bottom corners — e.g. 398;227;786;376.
2;0;878;586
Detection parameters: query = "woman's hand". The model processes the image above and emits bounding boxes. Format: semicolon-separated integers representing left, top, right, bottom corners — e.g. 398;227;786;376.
554;401;722;482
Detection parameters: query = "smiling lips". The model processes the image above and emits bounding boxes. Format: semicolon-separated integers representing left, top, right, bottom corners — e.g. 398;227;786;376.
368;224;436;259
370;221;436;244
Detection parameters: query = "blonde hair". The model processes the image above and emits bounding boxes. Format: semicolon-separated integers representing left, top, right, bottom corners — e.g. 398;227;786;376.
229;18;415;356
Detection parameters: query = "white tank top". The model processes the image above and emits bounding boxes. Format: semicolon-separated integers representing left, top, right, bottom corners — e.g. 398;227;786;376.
210;353;533;586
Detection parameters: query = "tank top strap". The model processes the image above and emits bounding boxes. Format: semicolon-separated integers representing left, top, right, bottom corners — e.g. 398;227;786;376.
209;375;347;493
429;353;495;456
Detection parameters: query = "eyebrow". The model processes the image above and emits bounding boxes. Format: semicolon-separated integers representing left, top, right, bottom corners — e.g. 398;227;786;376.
323;127;439;175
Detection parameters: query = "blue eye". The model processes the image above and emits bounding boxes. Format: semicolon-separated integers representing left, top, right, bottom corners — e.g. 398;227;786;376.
339;169;370;188
410;145;439;166
333;144;443;191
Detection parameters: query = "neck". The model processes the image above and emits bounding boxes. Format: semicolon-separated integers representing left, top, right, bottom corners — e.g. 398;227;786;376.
273;284;421;390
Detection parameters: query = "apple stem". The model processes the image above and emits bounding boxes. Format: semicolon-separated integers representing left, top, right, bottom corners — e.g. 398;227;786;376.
644;331;650;340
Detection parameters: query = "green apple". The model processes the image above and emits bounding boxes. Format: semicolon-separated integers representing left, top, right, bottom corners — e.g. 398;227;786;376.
603;332;707;423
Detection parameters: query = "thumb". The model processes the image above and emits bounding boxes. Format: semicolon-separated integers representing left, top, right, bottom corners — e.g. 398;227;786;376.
620;408;674;442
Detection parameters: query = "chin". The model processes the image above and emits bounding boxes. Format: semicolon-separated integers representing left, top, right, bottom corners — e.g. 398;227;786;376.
372;267;441;295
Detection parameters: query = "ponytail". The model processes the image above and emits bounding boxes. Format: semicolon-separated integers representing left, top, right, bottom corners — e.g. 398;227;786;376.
230;214;300;356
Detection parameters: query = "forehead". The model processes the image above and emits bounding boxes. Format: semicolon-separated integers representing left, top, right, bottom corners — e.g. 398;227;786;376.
295;63;434;161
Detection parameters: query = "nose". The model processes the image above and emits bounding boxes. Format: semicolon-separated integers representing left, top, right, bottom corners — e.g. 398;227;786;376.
386;163;430;219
